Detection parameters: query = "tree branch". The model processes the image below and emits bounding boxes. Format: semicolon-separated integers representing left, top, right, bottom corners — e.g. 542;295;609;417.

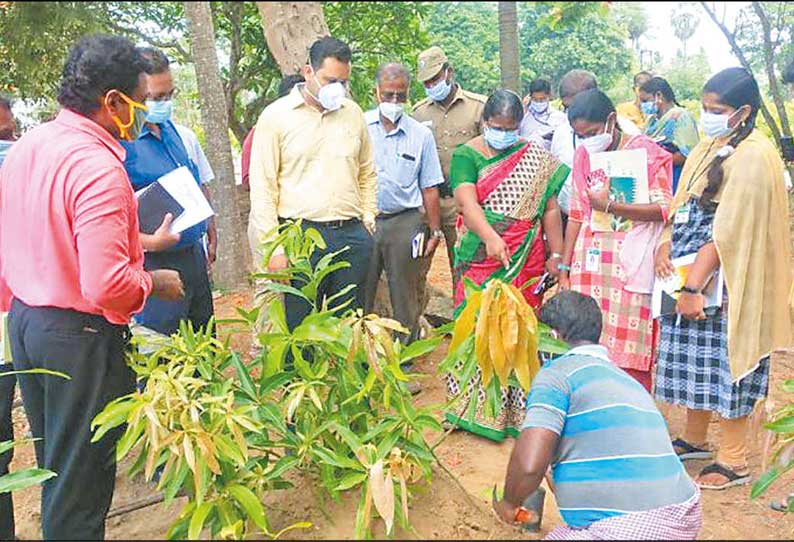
699;2;782;144
751;1;791;138
105;20;191;63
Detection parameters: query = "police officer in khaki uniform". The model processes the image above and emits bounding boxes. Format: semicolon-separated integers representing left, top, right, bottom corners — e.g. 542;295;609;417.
413;46;486;313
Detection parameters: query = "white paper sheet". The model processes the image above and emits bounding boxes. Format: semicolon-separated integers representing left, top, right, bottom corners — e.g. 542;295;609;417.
156;166;215;234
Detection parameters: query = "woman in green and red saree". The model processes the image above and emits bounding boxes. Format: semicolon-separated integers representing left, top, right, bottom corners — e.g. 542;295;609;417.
444;90;569;441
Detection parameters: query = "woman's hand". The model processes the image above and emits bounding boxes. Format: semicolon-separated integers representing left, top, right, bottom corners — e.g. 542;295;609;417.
546;256;561;277
485;233;510;269
587;187;610;212
557;272;570;291
677;291;706;320
655;242;674;278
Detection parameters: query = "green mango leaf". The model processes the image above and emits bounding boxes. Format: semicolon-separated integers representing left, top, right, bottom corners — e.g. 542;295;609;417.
188;501;214;540
266;282;312;302
399;336;443;363
230;353;257;400
354;485;371;540
765;415;794;433
266;455;299;480
751;461;794;499
228;484;269;531
0;468;56;494
335;471;368;491
332;422;364;452
91;399;135;442
781;379;794;394
0;368;70;380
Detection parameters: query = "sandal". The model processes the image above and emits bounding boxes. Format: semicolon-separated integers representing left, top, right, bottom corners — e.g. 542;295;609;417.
672;438;714;461
771;493;794;513
696;463;751;490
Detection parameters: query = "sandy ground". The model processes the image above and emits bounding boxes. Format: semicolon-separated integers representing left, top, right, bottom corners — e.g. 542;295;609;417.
8;246;794;540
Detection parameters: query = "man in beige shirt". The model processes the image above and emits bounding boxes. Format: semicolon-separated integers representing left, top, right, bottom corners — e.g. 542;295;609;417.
248;37;377;330
412;46;486;316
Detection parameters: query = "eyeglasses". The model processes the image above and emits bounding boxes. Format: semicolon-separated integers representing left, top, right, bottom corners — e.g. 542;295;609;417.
148;88;180;102
379;91;408;103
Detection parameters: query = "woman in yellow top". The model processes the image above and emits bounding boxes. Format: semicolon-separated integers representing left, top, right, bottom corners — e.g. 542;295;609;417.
654;67;793;490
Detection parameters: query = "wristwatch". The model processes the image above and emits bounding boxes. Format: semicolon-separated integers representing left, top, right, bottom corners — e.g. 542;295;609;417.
681;285;702;295
431;229;444;240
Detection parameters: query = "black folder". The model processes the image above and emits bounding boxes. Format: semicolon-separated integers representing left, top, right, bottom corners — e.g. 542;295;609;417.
136;181;185;235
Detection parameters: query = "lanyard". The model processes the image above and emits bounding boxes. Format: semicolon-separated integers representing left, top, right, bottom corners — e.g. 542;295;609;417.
684;139;717;192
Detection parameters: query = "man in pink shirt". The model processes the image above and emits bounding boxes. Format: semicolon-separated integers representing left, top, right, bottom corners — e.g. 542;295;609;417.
0;35;183;540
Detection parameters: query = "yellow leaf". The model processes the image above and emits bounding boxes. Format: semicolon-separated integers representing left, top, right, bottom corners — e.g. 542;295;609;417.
183;434;196;473
475;284;494;384
488;290;509;384
449;290;482;354
399;476;409;525
368;460;395;535
196;432;221;475
513;320;531;391
500;288;519;363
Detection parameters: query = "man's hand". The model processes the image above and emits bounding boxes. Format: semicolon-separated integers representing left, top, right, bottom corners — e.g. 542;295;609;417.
206;221;218;271
557;272;570;291
150;269;184;301
141;213;181;252
493;498;520;525
424;235;441;258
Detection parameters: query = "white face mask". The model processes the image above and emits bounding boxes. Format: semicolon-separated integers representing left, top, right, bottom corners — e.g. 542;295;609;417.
530;100;549;114
309;70;346;112
378;101;404;123
579;118;615;154
699;109;737;139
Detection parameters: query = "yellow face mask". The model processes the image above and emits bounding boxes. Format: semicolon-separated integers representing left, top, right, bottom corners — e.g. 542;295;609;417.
104;90;148;141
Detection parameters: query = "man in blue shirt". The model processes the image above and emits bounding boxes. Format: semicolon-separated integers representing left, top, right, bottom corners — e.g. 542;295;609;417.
364;63;444;344
493;291;701;539
122;48;217;335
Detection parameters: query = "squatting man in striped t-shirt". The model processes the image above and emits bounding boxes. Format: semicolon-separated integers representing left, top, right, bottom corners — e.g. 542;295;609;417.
493;290;702;540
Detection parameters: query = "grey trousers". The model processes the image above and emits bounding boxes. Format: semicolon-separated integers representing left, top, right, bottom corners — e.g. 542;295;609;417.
417;196;458;313
365;209;425;343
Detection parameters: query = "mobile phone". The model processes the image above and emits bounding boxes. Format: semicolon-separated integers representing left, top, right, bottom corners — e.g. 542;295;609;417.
533;272;557;296
780;136;794;162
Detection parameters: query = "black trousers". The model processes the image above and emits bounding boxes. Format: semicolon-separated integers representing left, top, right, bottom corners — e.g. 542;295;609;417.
8;299;135;540
136;242;214;336
0;365;15;540
283;219;373;331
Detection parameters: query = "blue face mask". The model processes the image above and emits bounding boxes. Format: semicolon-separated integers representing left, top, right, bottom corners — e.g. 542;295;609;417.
640;100;658;116
145;99;173;124
425;70;452;102
484;126;519;151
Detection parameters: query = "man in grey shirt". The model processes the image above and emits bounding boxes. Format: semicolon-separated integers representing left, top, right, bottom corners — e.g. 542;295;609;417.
364;63;443;344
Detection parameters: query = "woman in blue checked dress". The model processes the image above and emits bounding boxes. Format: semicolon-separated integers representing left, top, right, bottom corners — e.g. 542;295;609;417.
653;68;793;491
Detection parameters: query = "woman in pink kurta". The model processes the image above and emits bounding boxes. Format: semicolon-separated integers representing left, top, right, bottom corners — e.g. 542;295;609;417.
559;89;672;391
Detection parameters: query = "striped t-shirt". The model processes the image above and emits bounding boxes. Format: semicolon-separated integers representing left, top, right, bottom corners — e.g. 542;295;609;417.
522;344;696;528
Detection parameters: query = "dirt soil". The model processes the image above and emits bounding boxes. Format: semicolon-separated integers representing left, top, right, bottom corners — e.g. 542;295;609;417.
9;248;794;540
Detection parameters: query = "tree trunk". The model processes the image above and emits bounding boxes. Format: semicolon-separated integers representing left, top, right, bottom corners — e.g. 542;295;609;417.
184;1;249;289
751;2;792;139
256;2;329;75
498;2;521;93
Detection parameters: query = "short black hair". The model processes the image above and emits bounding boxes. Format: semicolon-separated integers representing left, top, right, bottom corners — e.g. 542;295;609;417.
567;88;616;125
529;78;552;94
308;36;352;71
139;47;170;75
784;60;794;85
482;89;524;125
540;291;603;343
0;95;11;113
57;34;149;116
634;70;653;86
278;74;305;98
640;76;678;106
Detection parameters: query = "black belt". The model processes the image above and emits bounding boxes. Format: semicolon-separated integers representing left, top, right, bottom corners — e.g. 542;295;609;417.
280;217;361;230
376;208;419;220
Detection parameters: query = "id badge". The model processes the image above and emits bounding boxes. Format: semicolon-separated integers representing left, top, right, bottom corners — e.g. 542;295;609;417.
674;206;690;224
585;248;601;273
